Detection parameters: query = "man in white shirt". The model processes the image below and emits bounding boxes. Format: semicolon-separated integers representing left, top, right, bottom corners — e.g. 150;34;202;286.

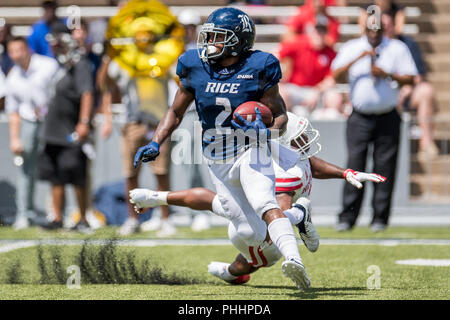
5;37;58;229
332;22;417;232
0;69;5;111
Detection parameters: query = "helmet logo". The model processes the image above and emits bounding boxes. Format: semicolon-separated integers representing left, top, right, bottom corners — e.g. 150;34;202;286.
238;14;252;33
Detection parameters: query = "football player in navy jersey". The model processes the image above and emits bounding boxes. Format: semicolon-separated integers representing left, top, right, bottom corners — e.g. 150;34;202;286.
131;112;386;285
134;7;312;290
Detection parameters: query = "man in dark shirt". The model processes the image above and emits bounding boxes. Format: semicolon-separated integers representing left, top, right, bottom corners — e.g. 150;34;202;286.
38;26;94;232
382;12;439;159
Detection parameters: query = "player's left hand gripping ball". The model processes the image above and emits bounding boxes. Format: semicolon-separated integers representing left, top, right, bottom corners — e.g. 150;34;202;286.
232;107;270;139
134;141;160;168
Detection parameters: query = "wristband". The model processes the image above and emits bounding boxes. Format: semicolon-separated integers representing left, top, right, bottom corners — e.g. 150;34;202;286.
150;141;160;150
79;117;90;125
343;168;355;179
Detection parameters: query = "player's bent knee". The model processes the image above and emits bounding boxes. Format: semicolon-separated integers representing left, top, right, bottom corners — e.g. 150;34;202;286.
252;200;280;220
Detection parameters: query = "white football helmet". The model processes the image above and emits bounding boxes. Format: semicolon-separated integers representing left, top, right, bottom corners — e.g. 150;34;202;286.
278;112;321;160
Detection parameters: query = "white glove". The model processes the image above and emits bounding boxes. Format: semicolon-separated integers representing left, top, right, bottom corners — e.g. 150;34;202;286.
343;169;386;189
129;189;168;214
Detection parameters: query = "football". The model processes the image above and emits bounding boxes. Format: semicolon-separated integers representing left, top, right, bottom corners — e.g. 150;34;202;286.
233;101;273;127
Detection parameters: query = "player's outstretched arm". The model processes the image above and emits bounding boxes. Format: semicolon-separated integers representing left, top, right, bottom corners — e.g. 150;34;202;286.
309;156;386;189
260;84;288;137
133;85;194;167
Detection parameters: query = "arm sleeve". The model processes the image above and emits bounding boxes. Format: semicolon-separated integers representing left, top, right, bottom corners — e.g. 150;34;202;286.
394;42;419;76
286;9;305;33
0;71;5;99
5;79;20;114
176;54;194;94
277;41;296;60
261;54;282;93
74;59;94;95
331;44;352;70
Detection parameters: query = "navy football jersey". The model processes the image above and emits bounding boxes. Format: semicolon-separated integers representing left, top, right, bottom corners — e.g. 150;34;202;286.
176;49;282;160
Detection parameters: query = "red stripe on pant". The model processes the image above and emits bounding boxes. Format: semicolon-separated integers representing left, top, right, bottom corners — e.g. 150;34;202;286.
249;246;268;267
275;184;303;192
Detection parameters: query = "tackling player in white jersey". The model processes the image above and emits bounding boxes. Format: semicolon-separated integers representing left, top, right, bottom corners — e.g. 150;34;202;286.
130;112;386;285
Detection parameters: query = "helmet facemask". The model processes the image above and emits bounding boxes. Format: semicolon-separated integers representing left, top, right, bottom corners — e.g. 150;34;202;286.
197;23;239;63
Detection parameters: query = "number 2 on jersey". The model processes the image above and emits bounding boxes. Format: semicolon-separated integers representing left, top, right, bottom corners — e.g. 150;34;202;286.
215;97;232;129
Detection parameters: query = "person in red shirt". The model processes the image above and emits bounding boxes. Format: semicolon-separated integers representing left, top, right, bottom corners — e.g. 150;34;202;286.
283;0;342;47
278;23;345;118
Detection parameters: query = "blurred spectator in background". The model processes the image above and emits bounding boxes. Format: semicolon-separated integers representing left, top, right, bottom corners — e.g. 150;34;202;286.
0;22;14;75
359;0;405;36
38;26;94;232
99;0;184;236
332;22;417;232
283;0;342;47
0;69;5;112
278;22;345;119
100;56;174;236
381;12;439;160
164;9;214;232
71;19;103;110
5;37;58;229
72;20;103;85
27;0;66;58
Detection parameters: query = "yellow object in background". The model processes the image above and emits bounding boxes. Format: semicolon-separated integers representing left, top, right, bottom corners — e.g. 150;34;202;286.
136;76;169;120
106;0;185;78
68;209;107;230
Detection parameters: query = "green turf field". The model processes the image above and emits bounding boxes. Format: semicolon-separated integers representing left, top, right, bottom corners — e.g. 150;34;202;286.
0;226;449;300
0;225;449;240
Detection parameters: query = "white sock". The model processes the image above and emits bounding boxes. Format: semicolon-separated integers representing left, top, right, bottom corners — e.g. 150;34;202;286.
283;206;305;226
223;265;238;280
208;261;237;281
267;217;302;262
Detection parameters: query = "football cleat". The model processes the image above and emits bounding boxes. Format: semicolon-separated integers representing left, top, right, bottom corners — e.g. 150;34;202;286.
281;258;311;291
294;197;319;252
208;261;250;285
156;220;177;237
117;217;139;236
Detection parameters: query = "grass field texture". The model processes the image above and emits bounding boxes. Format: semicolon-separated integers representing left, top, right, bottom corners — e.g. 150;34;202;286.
0;226;449;300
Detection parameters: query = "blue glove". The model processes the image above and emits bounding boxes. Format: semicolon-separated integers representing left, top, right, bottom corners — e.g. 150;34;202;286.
231;107;271;141
134;141;160;168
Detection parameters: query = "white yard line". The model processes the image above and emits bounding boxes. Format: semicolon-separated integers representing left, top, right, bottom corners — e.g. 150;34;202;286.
0;241;39;253
396;259;450;267
0;238;450;254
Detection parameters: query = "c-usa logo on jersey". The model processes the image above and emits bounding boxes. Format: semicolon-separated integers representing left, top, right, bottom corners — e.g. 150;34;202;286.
238;14;252;32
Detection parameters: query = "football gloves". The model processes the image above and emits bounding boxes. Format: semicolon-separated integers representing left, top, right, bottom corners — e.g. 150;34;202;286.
231;107;270;143
344;169;387;189
133;141;160;168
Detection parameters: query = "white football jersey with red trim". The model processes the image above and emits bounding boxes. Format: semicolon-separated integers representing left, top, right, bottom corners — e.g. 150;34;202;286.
274;158;312;201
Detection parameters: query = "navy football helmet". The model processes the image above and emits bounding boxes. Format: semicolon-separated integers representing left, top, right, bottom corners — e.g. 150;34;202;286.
197;7;255;63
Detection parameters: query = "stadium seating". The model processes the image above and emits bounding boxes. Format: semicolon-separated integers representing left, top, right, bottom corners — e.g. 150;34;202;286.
0;0;449;202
